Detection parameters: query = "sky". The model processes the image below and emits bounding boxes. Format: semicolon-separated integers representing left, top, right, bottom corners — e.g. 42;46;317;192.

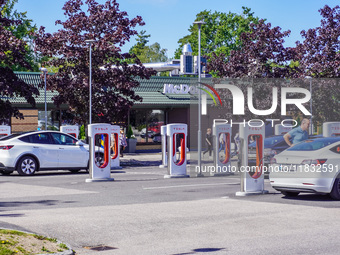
15;0;340;59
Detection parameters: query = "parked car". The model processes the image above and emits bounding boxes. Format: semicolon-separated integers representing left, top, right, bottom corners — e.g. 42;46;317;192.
247;135;289;167
152;133;161;143
269;137;340;199
248;134;323;166
140;128;155;139
0;131;104;176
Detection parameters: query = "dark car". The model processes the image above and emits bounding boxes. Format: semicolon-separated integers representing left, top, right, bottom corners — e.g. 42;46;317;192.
248;134;323;166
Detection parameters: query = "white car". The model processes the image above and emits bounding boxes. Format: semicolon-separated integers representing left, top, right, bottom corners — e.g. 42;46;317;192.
269;137;340;200
0;131;104;176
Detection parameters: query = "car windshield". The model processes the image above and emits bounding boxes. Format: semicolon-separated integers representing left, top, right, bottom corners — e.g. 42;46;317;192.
287;137;340;151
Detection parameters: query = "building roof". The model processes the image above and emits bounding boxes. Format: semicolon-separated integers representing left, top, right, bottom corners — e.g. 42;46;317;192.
11;72;212;108
10;72;59;105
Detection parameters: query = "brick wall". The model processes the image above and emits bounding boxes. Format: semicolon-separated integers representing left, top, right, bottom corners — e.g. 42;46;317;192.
11;109;38;132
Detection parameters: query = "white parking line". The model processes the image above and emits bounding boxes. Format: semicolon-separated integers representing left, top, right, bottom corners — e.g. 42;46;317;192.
143;182;240;190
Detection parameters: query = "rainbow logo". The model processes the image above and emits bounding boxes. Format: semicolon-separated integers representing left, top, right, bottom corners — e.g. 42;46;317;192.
198;82;223;106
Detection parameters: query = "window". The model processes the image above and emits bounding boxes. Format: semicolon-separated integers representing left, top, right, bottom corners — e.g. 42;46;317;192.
129;109;165;144
287;138;340;151
330;145;340;154
51;133;77;146
18;136;30;143
2;133;31;141
27;133;53;144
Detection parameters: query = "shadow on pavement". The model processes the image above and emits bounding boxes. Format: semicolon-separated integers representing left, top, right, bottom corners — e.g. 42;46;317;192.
0;200;75;208
173;247;226;255
282;193;334;201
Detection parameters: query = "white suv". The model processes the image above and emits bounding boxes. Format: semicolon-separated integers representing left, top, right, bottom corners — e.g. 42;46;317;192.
0;131;101;176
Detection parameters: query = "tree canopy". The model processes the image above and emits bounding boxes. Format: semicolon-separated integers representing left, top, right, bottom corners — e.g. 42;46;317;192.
295;5;340;123
174;7;260;59
129;30;168;63
207;19;298;78
206;5;340;125
34;0;156;125
1;0;39;71
296;5;340;78
0;0;39;123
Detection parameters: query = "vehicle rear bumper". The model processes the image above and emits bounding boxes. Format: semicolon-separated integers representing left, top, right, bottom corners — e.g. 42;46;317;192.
0;162;15;171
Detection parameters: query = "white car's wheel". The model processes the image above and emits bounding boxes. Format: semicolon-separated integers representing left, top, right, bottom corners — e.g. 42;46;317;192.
330;177;340;200
17;156;38;176
95;153;104;167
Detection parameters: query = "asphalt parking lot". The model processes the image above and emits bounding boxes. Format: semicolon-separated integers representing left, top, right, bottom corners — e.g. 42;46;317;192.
1;153;340;254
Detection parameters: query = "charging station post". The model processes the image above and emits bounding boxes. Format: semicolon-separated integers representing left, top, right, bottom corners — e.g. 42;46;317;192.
164;123;189;178
60;125;79;138
111;125;121;169
0;125;11;138
212;119;232;176
323;122;340;137
86;123;114;182
159;125;168;168
236;122;268;196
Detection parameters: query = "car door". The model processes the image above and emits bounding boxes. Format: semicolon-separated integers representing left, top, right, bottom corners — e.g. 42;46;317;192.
27;133;58;168
50;133;88;168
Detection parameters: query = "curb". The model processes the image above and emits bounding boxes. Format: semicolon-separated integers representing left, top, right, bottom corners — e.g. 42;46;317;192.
1;228;74;255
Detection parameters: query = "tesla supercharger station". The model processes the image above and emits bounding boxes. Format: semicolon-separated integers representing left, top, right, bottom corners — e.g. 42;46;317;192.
86;123;114;182
236;122;268;196
164;123;189;178
111;125;121;169
159;125;168;168
274;124;292;135
323;122;340;137
60;125;79;138
212;120;232;176
0;125;11;138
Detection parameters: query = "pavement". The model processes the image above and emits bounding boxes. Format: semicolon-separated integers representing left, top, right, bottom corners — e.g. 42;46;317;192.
2;152;340;255
119;152;163;167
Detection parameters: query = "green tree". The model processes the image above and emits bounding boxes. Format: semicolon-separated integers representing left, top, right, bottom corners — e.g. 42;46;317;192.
0;0;39;123
1;0;39;71
129;30;150;57
129;30;168;63
174;7;260;59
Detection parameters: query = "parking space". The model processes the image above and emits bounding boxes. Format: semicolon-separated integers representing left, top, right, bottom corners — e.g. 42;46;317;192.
1;163;340;254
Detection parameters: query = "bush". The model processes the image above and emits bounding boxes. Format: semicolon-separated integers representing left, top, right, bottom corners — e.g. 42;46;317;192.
126;125;134;139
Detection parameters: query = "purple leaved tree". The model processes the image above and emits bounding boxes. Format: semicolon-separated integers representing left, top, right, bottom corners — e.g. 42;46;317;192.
0;0;39;123
296;5;340;123
207;20;299;120
34;0;156;125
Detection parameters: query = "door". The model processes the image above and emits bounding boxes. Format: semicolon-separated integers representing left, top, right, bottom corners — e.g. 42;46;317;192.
27;133;58;168
50;133;88;168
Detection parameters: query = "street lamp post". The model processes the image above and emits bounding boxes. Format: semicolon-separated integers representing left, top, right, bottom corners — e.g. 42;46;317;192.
85;39;96;125
193;20;206;176
306;76;313;135
40;67;48;130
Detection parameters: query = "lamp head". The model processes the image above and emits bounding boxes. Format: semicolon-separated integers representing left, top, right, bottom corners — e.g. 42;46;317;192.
85;39;96;44
193;20;206;27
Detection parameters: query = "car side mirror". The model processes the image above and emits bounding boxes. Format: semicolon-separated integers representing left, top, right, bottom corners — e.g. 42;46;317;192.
77;141;84;146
